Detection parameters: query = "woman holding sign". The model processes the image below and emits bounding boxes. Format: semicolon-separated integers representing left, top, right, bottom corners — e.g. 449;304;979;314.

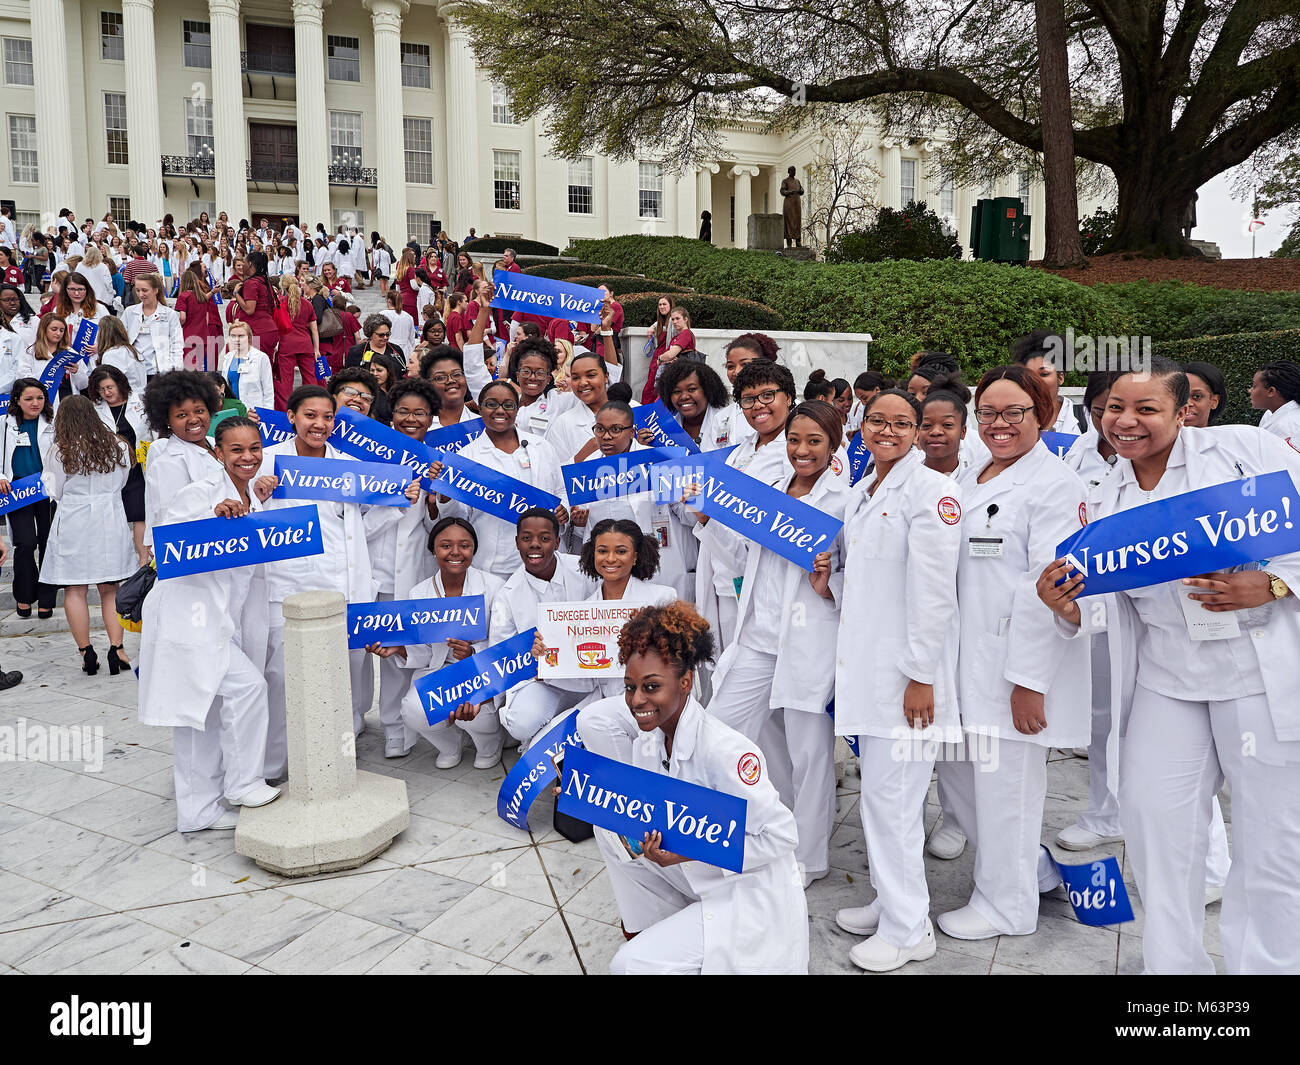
934;365;1091;942
420;347;479;427
142;371;223;552
0;378;57;618
139;416;281;831
55;272;107;363
506;335;576;437
658;360;752;453
1037;357;1300;975
831;389;961;970
548;350;614;463
603;602;808;975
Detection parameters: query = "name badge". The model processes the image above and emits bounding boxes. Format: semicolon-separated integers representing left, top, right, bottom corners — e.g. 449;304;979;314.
652;518;670;548
14;435;30;447
517;450;531;470
528;415;550;435
1177;583;1242;641
969;536;1003;558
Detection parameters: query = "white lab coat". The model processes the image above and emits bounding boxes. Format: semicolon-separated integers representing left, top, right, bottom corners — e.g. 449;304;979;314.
1259;400;1300;449
611;697;809;975
121;303;185;374
1063;429;1119;491
0;414;56;479
93;395;152;448
98;345;150;398
38;441;137;585
80;263;117;307
517;387;580;439
547;401;601;464
218;347;275;411
833;448;963;741
362;480;437;599
683;402;755;452
143;435;223;545
383;309;417;359
138;468;270;729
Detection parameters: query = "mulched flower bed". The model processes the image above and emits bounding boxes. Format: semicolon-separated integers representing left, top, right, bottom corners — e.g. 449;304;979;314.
1035;254;1300;292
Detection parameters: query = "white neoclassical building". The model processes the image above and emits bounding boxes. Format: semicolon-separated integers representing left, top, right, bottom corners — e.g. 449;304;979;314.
0;0;1053;256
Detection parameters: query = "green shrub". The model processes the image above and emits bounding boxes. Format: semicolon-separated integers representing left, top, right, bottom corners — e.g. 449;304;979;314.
826;201;962;264
1079;207;1116;257
463;236;559;256
568;275;692;296
523;261;631;279
619;292;784;332
1154;330;1300;425
1097;281;1300;340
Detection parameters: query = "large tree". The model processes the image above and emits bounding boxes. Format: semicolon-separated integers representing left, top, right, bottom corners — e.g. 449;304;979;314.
455;0;1300;256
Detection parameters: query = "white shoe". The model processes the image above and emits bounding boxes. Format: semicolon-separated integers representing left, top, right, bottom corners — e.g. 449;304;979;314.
937;904;1004;941
1205;883;1224;907
1070;747;1090;759
199;809;240;831
849;921;937;973
227;782;281;808
835;899;881;936
802;868;829;889
435;746;464;770
1056;823;1123;851
473;743;503;770
385;737;415;758
926;818;966;860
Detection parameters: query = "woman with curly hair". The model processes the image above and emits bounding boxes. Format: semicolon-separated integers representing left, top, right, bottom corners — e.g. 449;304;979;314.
588;601;808;974
141;370;223;548
722;332;780;386
39;396;138;675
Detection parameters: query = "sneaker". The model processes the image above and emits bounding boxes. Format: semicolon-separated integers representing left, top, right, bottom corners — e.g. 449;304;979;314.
926;817;966;860
384;737;415;758
849;921;937;973
835;899;881;936
1056;823;1123;851
473;743;503;770
227;782;281;808
435;746;464;770
199;809;240;831
0;670;23;690
936;904;1005;941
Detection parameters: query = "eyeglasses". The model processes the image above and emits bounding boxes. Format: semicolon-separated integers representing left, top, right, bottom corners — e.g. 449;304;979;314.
864;416;916;432
372;331;390;339
337;386;373;406
393;406;432;420
738;389;780;409
430;371;465;385
517;368;550;380
974;405;1034;425
481;399;518;412
593;424;633;437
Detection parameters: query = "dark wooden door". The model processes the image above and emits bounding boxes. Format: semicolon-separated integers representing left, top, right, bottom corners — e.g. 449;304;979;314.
244;23;296;75
249;123;297;181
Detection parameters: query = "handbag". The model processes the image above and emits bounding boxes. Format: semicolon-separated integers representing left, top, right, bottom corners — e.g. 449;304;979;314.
116;561;156;624
317;303;344;339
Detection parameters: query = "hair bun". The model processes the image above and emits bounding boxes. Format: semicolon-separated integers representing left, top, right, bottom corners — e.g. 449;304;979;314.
808;368;827;383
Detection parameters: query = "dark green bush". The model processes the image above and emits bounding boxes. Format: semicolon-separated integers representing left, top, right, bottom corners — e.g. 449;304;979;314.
523;261;631;280
827;201;962;264
1079;207;1116;257
1154;330;1300;425
619;292;784;332
1097;281;1300;340
568;275;692;296
463;236;559;256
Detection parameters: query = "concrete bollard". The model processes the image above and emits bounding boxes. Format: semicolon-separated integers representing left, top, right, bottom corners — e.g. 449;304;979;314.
236;590;409;876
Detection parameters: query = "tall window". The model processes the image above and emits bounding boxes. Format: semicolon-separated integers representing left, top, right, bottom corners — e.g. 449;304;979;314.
900;159;916;205
332;208;366;232
493;150;521;211
7;115;37;183
940;176;955;218
15;210;40;229
491;85;515;125
3;38;33;86
101;11;124;61
1018;170;1030;204
182;19;211;67
104;92;129;165
109;195;131;219
185;98;214;157
568;157;593;215
328;111;363;166
638;161;664;219
188;199;216;221
407;212;436;244
400;42;430;88
327;35;360;81
403;117;433;184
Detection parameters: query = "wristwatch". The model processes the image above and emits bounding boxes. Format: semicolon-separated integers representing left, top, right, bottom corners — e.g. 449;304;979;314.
1265;572;1291;600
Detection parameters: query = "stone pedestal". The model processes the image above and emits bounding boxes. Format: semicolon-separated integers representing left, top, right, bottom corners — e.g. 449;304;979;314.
778;246;816;262
748;213;783;252
236;590;408;877
1188;239;1222;260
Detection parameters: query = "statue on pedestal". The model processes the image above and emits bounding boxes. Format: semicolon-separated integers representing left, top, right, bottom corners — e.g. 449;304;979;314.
780;166;804;248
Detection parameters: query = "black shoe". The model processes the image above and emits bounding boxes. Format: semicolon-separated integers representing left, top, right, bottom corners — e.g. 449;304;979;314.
0;670;22;690
106;643;130;676
80;645;99;676
14;605;31;618
37;607;53;619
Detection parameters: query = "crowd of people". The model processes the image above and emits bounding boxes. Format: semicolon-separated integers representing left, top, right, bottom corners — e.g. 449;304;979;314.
2;206;1300;977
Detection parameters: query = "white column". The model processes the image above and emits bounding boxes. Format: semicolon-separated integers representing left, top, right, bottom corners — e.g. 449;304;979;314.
209;0;247;223
695;162;718;236
442;10;480;242
1029;175;1047;260
880;140;901;211
293;0;332;231
729;164;759;248
122;0;165;223
915;141;933;209
675;167;695;237
365;0;409;245
30;0;76;221
955;185;973;257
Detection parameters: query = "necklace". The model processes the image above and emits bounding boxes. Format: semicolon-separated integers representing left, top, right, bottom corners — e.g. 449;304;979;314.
109;403;127;434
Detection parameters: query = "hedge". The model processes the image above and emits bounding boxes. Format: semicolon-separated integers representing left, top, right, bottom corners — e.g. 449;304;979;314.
523;261;631;280
1154;330;1300;426
619;292;784;332
463;236;559;256
567;275;692;297
1097;281;1300;341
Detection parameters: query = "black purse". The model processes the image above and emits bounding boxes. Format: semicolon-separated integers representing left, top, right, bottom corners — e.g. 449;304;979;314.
115;562;156;623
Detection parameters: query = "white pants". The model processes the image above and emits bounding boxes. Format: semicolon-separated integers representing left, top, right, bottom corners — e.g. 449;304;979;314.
348;595;415;748
172;645;268;832
857;735;935;948
400;685;503;760
1121;685;1300;975
611;897;706;975
707;644;836;879
936;735;1048;935
500;680;586;744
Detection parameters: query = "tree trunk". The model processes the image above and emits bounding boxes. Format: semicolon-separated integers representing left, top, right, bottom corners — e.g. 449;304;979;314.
1104;142;1201;257
1034;0;1086;268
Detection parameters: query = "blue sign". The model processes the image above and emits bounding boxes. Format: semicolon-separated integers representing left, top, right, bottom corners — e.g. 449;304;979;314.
253;406;296;446
425;416;485;457
414;627;538;724
562;446;686;507
679;452;843;573
347;595;487;649
273;454;414;507
1041;431;1079;459
1041;847;1134;926
557;747;748;873
633;400;701;454
1057;471;1300;597
315;353;331;381
330;403;433;475
497;708;584;830
0;394;8;418
154;504;325;579
38;349;86;395
427;447;561;525
71;319;99;359
847;431;872;485
0;473;48;516
489;270;603;325
824;698;859;757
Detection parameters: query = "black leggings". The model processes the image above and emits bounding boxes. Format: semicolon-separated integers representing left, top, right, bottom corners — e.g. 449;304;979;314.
8;499;56;609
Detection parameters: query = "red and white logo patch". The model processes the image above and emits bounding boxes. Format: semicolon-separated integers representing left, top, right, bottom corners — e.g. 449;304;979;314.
737;752;761;786
830;455;844;476
1079;502;1088;526
937;496;962;525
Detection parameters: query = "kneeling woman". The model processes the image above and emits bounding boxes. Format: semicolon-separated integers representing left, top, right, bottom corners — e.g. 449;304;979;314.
138;417;280;831
606;602;808;975
369;517;507;770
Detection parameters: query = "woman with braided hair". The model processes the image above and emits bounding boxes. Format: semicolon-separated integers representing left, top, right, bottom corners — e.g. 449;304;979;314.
1250;360;1300;448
